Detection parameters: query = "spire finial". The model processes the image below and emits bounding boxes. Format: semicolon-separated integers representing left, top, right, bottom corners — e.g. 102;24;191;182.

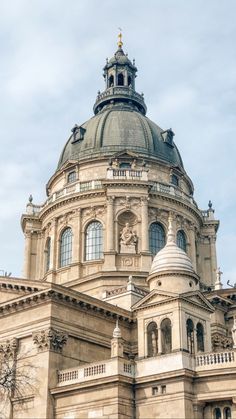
113;318;122;338
118;28;123;49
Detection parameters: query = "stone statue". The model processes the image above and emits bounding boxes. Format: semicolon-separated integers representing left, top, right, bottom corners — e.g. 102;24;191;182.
232;317;236;349
120;223;137;254
151;331;158;356
120;223;137;245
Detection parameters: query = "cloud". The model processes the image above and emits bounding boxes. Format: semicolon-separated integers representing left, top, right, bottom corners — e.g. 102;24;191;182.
0;0;236;279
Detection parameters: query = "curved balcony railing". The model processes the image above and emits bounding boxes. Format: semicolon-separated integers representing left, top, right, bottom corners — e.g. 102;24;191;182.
93;86;147;114
25;176;213;222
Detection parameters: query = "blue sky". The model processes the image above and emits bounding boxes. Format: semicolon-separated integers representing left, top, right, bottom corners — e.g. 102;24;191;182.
0;0;236;286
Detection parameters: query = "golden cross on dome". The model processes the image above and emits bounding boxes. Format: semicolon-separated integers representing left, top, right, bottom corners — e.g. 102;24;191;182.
118;28;123;48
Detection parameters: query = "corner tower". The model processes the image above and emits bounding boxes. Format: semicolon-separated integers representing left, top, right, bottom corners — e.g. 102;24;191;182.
21;36;219;302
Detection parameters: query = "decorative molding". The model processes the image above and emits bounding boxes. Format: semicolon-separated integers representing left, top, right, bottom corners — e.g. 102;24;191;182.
0;338;18;359
32;328;68;353
83;205;106;219
211;333;233;352
0;286;134;324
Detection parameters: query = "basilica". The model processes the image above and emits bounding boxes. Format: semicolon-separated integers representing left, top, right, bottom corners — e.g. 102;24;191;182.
0;35;236;419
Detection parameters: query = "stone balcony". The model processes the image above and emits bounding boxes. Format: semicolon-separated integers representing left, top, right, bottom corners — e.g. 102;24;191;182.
24;175;212;220
57;350;236;387
93;86;147;114
195;350;236;371
106;167;148;181
57;358;133;387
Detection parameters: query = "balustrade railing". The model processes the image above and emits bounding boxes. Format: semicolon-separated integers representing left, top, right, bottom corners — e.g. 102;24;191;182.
196;351;235;367
57;358;133;386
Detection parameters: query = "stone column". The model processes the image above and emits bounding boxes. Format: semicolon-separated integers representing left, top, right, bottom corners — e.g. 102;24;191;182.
193;402;206;419
188;224;197;271
141;197;149;252
37;232;45;279
72;209;81;263
106;197;114;251
194;326;198;355
23;231;32;279
50;218;58;270
158;326;162;354
210;235;217;285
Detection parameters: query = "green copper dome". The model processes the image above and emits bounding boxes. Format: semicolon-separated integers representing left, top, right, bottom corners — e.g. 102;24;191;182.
57;43;184;170
58;103;183;169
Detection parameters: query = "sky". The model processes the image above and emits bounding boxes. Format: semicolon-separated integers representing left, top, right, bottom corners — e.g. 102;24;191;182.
0;0;236;286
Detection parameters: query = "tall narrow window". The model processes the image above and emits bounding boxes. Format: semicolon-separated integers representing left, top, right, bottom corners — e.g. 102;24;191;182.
149;222;165;255
85;221;103;261
186;319;194;354
147;322;158;357
214;408;222;419
177;230;187;252
128;75;132;87
171;174;179;187
45;238;51;272
67;171;76;183
161;318;172;354
109;75;114;87
196;322;204;352
60;228;72;267
117;73;124;86
224;407;231;419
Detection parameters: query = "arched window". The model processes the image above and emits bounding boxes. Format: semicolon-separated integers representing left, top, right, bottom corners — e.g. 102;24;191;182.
149;222;165;255
109;75;114;87
117;73;124;86
68;171;76;183
171;174;179;187
224;407;231;419
161;318;172;354
147;322;158;357
60;228;72;267
128;75;132;87
85;221;103;261
177;230;187;252
196;322;204;352
213;408;222;419
186;319;194;354
45;238;51;272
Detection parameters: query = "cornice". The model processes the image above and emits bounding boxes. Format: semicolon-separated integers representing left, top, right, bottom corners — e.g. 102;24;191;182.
149;192;204;225
0;283;135;324
38;190;106;220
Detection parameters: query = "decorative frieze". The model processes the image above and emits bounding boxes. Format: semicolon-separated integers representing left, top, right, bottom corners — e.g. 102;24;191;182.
32;328;68;353
83;205;106;219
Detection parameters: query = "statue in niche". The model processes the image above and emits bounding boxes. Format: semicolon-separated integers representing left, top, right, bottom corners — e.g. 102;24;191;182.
120;223;137;254
151;331;158;356
232;317;236;348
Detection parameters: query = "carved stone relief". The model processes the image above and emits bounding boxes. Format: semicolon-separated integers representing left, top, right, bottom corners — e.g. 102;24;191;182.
0;338;18;360
211;333;233;352
32;328;68;353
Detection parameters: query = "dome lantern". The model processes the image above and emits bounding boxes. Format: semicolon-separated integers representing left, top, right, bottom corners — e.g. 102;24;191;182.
93;33;147;115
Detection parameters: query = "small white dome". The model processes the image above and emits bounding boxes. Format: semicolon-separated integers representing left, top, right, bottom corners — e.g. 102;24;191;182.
150;218;194;275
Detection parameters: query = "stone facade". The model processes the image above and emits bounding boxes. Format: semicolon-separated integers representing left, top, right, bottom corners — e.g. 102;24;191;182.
0;38;235;418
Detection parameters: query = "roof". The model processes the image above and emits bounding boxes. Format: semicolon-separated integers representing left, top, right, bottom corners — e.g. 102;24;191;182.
58;103;184;169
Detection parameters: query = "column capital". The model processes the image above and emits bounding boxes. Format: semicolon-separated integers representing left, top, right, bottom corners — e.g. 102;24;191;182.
0;338;18;360
32;328;68;353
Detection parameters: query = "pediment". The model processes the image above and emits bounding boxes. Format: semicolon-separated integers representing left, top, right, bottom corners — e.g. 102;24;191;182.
111;150;140;159
181;291;214;312
132;289;178;310
60;160;78;171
